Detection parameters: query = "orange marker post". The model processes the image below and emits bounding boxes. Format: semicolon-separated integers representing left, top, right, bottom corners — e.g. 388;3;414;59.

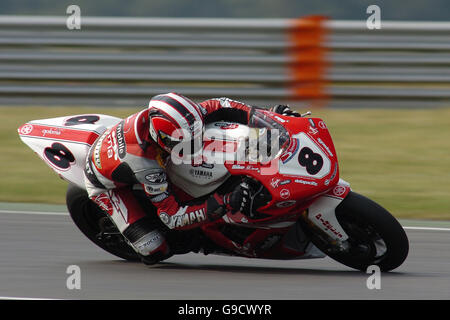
287;16;329;107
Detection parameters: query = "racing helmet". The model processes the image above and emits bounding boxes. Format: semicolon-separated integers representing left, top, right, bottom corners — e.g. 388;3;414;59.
148;93;204;154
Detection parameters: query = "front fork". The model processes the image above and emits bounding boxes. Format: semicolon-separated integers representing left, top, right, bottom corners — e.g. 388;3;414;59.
301;179;352;251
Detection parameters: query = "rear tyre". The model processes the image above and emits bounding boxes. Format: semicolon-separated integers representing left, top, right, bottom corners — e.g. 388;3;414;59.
66;184;140;261
308;191;409;272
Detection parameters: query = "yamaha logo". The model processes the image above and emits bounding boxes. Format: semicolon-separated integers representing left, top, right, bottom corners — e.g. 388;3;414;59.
333;185;346;197
19;124;33;135
189;169;212;179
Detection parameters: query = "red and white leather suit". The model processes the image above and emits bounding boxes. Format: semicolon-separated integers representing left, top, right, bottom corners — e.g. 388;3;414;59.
84;95;254;261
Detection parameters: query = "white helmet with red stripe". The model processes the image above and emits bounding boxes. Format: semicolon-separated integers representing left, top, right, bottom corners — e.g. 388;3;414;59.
148;93;204;153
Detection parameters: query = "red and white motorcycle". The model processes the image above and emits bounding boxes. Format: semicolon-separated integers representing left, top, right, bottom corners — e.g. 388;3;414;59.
18;109;409;272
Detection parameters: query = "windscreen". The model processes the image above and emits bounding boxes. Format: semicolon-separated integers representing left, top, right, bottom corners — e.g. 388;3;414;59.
246;110;290;163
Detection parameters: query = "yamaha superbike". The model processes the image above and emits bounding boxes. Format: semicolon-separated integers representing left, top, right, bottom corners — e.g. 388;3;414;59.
18;109;409;271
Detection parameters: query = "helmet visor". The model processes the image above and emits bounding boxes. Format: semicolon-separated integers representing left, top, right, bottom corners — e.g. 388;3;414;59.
158;130;182;151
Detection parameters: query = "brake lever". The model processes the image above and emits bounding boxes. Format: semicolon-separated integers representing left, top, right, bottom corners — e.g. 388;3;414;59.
300;111;312;117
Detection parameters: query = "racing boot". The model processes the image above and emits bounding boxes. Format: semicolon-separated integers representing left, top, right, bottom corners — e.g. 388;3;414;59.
122;217;172;265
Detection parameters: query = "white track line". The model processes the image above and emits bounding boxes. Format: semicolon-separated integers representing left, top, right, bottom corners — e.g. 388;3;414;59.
403;226;450;232
1;209;450;231
0;296;59;300
0;209;67;215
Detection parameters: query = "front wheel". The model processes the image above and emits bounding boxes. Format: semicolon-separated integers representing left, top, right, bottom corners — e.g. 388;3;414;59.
308;191;409;272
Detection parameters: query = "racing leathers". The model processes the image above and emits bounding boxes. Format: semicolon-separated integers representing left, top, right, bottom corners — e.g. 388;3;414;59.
84;97;256;264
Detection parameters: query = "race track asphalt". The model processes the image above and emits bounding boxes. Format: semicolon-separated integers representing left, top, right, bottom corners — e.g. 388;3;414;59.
0;210;449;300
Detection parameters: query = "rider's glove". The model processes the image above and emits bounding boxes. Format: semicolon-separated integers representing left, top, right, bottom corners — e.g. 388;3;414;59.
225;181;258;218
206;182;254;220
270;104;301;117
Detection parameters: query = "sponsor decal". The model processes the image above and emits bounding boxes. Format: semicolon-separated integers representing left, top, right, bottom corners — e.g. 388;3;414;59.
280;189;290;199
275;200;296;208
19;124;33;135
270;178;281;188
138;233;161;248
318;121;327;129
144;184;168;195
315;213;343;238
145;171;167;184
151;192;169;203
189;168;213;179
214;122;239;130
159;212;171;225
105;124;126;161
332;185;347;197
23;123;99;145
136;230;164;255
308;118;316;128
231;164;260;172
230;164;260;171
42;128;62;136
294;179;318;186
106;131;114;159
280;138;299;164
170;207;207;228
94;194;113;213
115;121;127;159
317;138;333;157
271;178;291;188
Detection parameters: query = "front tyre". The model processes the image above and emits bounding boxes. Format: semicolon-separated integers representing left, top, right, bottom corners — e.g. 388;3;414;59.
310;191;409;272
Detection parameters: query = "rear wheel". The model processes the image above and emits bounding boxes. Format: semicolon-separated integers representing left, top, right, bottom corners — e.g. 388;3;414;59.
307;191;409;272
66;184;140;261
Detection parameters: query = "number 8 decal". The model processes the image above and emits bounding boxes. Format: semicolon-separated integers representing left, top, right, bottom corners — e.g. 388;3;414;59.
298;147;323;175
44;143;75;170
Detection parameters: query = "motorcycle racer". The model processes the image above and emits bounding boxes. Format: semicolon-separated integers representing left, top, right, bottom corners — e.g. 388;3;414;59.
84;92;298;265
